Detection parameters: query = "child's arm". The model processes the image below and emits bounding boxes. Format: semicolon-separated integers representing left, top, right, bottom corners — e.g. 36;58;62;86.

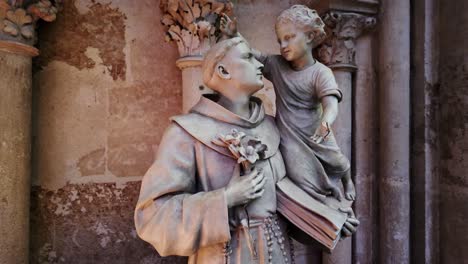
321;95;339;125
311;95;339;144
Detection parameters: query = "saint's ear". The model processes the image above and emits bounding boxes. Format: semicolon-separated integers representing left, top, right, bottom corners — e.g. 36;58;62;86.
215;64;231;80
307;32;315;44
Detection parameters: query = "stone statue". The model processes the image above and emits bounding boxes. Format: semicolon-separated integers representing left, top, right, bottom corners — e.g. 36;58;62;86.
135;37;295;263
220;5;356;203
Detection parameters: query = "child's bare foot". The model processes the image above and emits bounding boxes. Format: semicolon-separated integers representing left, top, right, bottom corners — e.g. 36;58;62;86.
343;179;356;201
330;186;343;201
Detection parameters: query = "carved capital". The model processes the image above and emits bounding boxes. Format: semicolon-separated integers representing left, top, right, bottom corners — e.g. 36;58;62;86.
0;0;61;50
160;0;233;58
317;12;376;70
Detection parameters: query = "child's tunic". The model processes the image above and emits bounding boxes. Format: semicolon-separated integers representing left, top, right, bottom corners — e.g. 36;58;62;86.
258;54;350;202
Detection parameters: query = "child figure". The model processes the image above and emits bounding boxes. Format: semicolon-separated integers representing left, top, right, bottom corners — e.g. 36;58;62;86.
220;5;356;202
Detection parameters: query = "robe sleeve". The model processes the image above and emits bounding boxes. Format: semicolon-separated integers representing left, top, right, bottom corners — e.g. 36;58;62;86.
134;123;231;257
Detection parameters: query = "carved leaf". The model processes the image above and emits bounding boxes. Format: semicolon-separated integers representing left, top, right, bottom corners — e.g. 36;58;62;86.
0;0;10;12
167;0;178;13
161;14;175;26
201;3;210;17
0;7;6;32
28;0;58;22
20;23;33;38
317;45;332;65
169;24;181;35
3;19;18;36
164;34;172;42
192;2;201;18
6;9;32;25
179;2;194;24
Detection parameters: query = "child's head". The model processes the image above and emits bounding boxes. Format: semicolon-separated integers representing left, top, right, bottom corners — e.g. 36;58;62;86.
275;5;326;61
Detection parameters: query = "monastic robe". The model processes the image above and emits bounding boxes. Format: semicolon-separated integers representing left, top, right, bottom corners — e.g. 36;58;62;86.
135;95;293;264
257;54;350;202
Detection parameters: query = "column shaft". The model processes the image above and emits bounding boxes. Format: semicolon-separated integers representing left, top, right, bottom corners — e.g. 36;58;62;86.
378;0;411;263
323;69;352;264
0;50;32;264
354;34;378;264
176;57;205;113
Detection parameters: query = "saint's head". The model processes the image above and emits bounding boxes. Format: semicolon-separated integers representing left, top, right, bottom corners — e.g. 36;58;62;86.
202;37;264;101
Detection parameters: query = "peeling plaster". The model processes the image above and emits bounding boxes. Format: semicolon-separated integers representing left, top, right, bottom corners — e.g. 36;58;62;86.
35;0;127;80
30;182;187;263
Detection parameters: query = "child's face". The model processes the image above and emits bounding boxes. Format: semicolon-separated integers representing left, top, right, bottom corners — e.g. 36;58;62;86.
276;22;312;62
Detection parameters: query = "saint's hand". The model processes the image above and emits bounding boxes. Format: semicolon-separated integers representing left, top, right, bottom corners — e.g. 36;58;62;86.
224;166;266;208
220;13;238;38
339;207;360;238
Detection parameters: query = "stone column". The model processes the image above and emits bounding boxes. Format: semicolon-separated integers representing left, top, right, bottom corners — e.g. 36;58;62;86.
411;0;440;263
354;33;378;264
318;11;376;264
378;0;411;263
160;0;234;112
0;1;59;262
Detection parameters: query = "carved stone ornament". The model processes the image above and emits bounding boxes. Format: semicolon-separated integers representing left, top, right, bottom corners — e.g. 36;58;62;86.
160;0;233;57
0;0;61;46
317;12;376;69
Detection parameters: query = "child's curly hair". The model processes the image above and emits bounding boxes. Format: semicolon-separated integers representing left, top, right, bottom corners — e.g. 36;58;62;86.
275;5;326;48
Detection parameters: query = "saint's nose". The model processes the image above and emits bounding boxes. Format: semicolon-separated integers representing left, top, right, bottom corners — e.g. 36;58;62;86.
280;41;288;49
255;59;264;71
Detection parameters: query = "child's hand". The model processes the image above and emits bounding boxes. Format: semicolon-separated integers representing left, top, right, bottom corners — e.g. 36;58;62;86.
339;207;360;238
311;121;331;144
220;13;238;38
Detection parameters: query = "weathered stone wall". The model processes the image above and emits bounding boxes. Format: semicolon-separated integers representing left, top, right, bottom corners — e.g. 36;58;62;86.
438;0;468;262
30;0;183;262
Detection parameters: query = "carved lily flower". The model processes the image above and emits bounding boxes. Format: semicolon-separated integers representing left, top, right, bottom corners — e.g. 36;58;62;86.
3;8;33;38
219;129;246;146
238;140;268;164
247;139;268;159
238;145;259;164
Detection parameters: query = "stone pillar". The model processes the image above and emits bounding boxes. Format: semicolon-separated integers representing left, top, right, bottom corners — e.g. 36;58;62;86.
0;1;59;262
0;41;35;264
354;33;378;264
411;0;440;263
160;0;234;112
318;11;376;264
378;0;411;263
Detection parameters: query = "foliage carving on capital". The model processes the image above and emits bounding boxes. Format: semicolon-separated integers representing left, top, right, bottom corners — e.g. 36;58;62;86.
317;12;376;68
160;0;233;57
0;0;60;45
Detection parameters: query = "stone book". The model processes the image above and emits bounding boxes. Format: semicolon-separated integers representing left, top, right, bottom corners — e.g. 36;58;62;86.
276;177;350;251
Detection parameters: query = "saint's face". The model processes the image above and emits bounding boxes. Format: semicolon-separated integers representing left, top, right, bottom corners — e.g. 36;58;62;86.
222;42;264;96
276;22;311;62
